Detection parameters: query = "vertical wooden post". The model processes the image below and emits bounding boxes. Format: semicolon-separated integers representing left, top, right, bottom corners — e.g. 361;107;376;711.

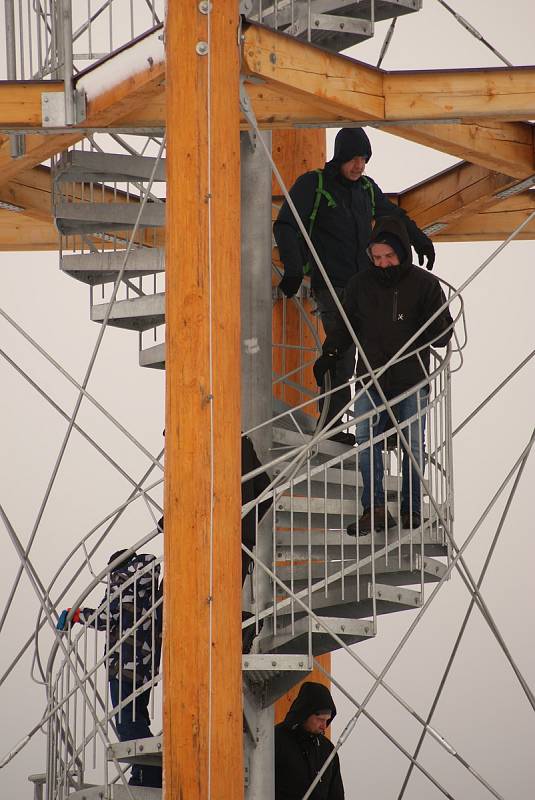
164;3;243;800
272;128;333;725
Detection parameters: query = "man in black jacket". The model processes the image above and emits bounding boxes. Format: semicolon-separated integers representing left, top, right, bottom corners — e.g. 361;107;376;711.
274;127;435;444
314;217;453;534
275;681;344;800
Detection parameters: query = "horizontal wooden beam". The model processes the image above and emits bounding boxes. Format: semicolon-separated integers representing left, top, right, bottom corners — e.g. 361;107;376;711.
0;81;64;128
0;58;165;187
384;67;535;122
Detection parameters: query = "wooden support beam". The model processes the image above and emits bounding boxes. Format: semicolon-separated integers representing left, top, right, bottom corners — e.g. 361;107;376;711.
381;120;534;179
434;192;535;241
0;211;59;250
242;22;385;122
0;59;165;187
396;162;516;231
0;81;63;127
384;67;535;122
164;3;243;800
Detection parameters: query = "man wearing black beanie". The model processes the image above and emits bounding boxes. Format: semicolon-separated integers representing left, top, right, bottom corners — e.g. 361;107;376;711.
274;127;435;444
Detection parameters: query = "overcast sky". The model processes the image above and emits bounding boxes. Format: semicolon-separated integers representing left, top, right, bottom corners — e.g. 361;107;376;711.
1;1;534;798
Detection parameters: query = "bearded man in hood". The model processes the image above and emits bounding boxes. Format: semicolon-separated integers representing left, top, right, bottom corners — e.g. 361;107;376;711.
275;681;344;800
274;127;435;445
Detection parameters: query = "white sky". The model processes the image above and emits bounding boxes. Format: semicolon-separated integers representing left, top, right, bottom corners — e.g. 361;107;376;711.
1;1;534;798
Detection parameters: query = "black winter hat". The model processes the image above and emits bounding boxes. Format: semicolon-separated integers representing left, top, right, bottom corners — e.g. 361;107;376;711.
369;231;407;264
284;681;337;728
333;127;372;163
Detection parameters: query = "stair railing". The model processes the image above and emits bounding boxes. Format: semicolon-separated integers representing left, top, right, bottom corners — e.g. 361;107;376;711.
45;543;163;799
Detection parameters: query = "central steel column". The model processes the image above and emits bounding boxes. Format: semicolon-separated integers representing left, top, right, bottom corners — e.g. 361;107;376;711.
240;130;275;800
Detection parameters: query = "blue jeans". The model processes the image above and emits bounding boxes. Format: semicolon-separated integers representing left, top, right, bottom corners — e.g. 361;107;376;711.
109;677;162;787
355;385;428;515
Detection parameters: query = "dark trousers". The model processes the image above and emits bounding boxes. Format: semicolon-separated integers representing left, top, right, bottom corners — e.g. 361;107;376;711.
314;287;356;429
109;677;162;787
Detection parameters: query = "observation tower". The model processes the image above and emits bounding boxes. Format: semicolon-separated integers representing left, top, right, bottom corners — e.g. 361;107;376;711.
0;2;533;799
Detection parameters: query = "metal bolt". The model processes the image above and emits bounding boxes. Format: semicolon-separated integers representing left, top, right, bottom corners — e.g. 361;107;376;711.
43;96;48;103
315;19;320;25
272;660;277;667
244;660;249;667
44;116;49;122
269;52;277;64
198;0;212;12
340;22;345;29
196;41;209;56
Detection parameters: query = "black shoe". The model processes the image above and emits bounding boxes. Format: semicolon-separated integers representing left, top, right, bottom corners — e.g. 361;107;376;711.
327;431;356;446
349;507;396;535
401;511;421;529
385;433;398;451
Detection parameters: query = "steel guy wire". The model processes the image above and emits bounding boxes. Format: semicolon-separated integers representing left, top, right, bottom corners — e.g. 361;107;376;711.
376;17;397;69
398;435;534;799
0;347;163;514
453;349;535;438
246;103;535;708
0;473;163;693
435;0;513;66
241;437;527;799
0;503;138;800
0;307;164;471
296;432;535;800
0;135;166;637
243;439;533;792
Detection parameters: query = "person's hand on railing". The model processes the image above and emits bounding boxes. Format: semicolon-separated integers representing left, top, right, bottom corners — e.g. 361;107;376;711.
313;351;338;385
56;608;81;631
278;273;303;298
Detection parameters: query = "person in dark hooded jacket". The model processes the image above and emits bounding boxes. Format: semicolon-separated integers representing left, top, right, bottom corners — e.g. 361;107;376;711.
313;216;453;534
274;127;435;444
275;681;344;800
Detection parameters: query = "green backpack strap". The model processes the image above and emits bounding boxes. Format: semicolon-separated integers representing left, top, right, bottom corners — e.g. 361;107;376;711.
303;169;337;275
361;175;376;217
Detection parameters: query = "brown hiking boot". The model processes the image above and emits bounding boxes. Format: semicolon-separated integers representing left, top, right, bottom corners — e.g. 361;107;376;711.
348;507;396;535
400;511;421;529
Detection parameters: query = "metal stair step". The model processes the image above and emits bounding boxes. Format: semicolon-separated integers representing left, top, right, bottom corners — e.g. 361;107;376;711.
91;293;165;331
140;342;165;369
259;615;375;657
274;582;421;622
272;398;317;436
271;426;358;459
68;786;161;800
274;551;448;585
275;527;447;553
61;248;165;285
55;151;167;183
108;736;162;767
55;201;165;235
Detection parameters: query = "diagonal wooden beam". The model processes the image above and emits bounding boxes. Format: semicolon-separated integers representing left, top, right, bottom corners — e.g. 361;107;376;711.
0;58;165;187
433;192;535;241
395;162;517;231
380;120;534;179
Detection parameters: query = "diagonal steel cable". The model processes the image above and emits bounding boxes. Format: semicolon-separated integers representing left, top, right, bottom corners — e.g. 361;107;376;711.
453;350;534;438
376;17;397;69
244;101;535;716
297;432;535;800
0;347;163;513
398;435;533;798
0;136;166;635
0;502;138;799
435;0;513;66
243;438;532;800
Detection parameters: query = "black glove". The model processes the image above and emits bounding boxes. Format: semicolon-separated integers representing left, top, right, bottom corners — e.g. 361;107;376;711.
413;237;435;271
313;352;338;386
278;274;303;298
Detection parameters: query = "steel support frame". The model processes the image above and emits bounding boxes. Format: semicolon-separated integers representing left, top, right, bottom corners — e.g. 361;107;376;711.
240;130;276;800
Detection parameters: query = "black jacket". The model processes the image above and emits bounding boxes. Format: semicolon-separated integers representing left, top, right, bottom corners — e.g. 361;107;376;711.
275;682;344;800
241;435;272;550
324;217;454;396
274;160;429;290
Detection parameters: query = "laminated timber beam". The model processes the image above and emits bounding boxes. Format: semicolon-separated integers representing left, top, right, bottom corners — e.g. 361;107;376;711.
241;22;535;123
0;58;165;186
433;192;535;242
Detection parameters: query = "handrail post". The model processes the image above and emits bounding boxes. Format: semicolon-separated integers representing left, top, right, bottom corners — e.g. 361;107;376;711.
60;0;76;124
4;0;17;78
